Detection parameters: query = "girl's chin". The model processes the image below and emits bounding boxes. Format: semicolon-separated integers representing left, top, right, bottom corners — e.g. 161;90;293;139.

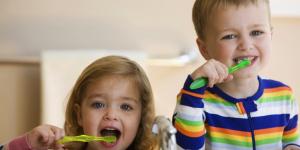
95;138;121;149
100;141;118;148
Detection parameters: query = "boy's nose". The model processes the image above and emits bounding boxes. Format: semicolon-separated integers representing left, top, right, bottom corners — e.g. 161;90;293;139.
103;107;118;121
238;36;254;51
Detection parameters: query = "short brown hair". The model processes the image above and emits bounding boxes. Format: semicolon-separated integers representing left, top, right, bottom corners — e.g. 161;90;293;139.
192;0;270;40
64;55;157;150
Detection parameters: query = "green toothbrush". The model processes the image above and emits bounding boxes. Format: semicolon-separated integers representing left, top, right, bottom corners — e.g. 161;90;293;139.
58;135;116;144
190;59;251;90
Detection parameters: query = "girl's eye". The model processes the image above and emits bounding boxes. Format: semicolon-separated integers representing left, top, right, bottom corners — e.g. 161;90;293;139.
120;104;133;111
250;30;264;36
221;34;237;40
92;102;105;109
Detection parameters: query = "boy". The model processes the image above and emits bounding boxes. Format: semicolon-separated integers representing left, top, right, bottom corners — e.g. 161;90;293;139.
172;0;300;150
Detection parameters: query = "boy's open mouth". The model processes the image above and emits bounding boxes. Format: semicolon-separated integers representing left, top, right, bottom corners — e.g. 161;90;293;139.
233;56;256;64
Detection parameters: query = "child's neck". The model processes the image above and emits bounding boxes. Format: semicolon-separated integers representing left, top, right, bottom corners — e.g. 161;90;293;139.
217;76;259;99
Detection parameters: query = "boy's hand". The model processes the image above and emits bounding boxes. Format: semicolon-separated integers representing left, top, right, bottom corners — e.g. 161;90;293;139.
191;59;233;88
284;145;300;150
27;124;65;149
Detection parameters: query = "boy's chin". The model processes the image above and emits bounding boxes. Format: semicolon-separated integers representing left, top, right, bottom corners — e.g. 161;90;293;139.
233;70;258;79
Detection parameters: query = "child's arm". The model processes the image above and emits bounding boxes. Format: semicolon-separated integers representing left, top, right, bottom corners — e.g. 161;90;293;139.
172;75;206;149
282;93;300;149
173;59;231;149
3;124;65;150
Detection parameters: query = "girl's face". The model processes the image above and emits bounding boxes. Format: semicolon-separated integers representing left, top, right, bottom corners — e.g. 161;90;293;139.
198;1;272;79
75;75;142;150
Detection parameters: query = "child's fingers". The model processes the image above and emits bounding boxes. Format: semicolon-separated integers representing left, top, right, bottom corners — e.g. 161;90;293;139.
50;142;65;150
214;62;229;83
51;125;65;141
283;145;300;150
203;60;217;87
34;126;52;144
40;125;60;146
44;127;56;146
51;126;65;149
223;74;233;82
207;61;228;87
206;66;218;88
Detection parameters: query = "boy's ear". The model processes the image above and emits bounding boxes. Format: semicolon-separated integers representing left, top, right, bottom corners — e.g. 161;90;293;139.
74;104;83;127
196;38;210;60
270;26;274;39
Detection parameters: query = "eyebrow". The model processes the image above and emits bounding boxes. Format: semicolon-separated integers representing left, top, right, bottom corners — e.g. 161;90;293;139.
221;23;267;30
86;93;104;99
249;24;268;28
86;94;139;103
120;96;140;104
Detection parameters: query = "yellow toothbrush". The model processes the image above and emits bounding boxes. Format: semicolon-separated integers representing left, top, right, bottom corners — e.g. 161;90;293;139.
58;135;116;144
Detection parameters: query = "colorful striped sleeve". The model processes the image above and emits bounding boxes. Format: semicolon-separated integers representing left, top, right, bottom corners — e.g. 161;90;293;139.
282;93;300;148
173;75;206;149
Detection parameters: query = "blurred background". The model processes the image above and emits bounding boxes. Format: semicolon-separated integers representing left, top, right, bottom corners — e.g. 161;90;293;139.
1;0;300;143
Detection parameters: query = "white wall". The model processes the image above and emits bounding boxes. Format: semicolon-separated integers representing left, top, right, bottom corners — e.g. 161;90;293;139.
262;17;300;99
270;0;300;17
0;64;40;143
0;0;195;56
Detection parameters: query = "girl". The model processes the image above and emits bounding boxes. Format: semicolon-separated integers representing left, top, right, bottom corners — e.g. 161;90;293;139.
64;55;157;150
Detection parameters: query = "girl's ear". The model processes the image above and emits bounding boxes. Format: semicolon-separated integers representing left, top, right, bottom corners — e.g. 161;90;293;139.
74;104;83;126
196;38;210;60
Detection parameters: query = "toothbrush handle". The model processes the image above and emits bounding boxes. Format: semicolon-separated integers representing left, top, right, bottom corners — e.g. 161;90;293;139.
189;77;208;90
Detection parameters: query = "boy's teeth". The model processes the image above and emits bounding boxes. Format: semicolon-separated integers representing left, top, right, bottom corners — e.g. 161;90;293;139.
235;57;252;64
238;59;248;63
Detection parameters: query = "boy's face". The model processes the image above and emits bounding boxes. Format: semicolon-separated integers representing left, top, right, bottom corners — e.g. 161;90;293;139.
75;75;142;150
197;1;272;78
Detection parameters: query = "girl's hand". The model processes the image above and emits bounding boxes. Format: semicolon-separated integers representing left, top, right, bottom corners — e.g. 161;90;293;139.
191;59;233;88
27;124;65;149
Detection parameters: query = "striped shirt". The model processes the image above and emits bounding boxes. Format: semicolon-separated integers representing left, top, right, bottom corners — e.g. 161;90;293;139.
173;76;300;150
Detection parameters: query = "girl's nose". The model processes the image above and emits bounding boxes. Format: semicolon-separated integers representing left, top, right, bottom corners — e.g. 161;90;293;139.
103;107;118;121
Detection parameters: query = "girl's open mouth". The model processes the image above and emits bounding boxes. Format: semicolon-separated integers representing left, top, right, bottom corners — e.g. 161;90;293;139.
99;128;121;147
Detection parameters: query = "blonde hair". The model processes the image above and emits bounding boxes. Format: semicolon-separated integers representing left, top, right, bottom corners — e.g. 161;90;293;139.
192;0;270;40
64;55;157;150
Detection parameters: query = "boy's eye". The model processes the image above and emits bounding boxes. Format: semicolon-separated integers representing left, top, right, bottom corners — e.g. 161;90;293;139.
92;102;105;109
250;30;264;36
221;34;237;40
120;104;133;111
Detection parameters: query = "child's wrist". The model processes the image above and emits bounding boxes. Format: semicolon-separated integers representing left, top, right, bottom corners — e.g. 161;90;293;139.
25;133;32;149
7;133;32;150
190;72;199;80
